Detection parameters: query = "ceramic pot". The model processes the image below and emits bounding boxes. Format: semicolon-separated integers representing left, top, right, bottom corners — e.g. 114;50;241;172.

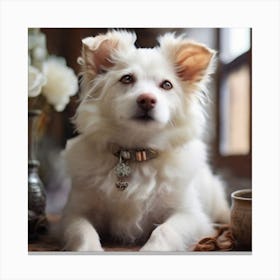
230;189;252;250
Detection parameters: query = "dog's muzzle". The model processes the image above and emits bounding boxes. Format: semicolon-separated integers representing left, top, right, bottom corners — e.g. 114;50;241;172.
134;93;157;122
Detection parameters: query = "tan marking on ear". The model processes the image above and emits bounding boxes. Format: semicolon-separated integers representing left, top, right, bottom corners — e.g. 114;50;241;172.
176;43;214;82
82;38;118;76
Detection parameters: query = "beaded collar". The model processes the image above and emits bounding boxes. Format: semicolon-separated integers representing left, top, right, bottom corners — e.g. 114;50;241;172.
111;146;158;191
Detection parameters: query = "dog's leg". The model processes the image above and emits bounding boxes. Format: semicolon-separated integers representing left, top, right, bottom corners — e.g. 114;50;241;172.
61;216;103;252
209;177;230;223
140;211;214;251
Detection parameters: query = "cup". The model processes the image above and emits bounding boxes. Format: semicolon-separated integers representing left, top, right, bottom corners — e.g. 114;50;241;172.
230;189;252;250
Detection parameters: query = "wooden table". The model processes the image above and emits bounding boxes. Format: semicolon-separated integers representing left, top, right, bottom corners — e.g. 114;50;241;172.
28;215;243;252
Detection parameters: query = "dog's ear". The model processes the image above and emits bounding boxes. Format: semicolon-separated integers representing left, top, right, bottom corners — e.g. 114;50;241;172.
79;31;137;77
81;36;118;75
159;33;216;83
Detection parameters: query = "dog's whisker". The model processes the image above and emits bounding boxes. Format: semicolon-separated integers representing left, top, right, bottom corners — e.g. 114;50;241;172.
168;119;176;128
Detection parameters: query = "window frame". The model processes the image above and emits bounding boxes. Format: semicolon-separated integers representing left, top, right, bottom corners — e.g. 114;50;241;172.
211;29;252;178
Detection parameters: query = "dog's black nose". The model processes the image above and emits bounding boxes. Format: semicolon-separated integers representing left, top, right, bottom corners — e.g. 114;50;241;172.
137;93;157;111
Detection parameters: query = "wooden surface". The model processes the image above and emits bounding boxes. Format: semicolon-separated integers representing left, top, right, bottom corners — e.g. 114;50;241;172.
28;240;140;252
28;215;240;252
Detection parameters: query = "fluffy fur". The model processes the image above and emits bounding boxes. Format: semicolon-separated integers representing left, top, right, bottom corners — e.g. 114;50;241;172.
59;30;230;251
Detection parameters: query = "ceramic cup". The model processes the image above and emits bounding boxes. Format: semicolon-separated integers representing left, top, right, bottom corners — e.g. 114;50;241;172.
230;189;252;250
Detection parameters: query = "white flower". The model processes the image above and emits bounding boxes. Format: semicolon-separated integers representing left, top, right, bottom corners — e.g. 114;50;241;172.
28;65;46;97
42;56;78;112
33;46;47;62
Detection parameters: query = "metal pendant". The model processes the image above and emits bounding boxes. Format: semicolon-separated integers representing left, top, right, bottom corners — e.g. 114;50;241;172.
114;161;131;178
115;180;129;190
114;153;131;190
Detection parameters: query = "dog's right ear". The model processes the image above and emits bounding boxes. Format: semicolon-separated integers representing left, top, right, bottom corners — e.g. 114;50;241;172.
79;31;137;78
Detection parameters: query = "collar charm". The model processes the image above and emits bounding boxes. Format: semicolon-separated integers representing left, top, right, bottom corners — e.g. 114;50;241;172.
114;151;131;190
113;148;158;191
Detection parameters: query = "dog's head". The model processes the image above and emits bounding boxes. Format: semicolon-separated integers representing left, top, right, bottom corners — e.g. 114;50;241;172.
75;30;215;149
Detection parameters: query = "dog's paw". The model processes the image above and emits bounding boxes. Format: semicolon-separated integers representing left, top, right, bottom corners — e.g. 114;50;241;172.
140;242;167;252
140;224;185;252
76;244;104;252
61;216;104;252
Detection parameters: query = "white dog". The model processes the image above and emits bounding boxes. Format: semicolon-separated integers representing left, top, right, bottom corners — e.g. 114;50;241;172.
59;30;230;252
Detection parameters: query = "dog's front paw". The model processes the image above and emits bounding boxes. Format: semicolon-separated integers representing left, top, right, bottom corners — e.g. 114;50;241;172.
140;224;185;252
61;216;104;252
76;241;104;252
140;242;165;252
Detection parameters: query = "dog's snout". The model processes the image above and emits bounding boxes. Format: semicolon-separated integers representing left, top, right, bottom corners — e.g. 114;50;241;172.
137;94;157;111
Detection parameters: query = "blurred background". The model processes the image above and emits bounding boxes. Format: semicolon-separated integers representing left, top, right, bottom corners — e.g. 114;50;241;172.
30;28;252;214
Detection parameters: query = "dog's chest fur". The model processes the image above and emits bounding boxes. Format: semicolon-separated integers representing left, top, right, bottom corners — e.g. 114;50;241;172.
63;136;197;243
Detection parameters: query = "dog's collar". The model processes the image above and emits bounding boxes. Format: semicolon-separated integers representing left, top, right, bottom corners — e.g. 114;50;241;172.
113;147;158;162
110;145;158;191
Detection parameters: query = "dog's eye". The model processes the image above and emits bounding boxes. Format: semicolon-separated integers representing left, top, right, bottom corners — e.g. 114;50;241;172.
120;74;135;84
160;80;173;90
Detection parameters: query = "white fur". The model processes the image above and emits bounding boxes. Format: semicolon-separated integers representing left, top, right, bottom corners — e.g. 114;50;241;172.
59;31;230;251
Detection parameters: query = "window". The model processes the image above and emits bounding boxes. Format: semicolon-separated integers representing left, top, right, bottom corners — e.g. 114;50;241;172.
219;28;251;156
214;28;252;177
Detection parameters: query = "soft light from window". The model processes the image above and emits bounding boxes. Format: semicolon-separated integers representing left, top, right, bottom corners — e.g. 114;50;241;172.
220;66;250;155
220;28;250;63
219;28;251;156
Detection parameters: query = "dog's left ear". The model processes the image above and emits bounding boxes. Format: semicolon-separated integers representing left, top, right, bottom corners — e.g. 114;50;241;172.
159;34;216;83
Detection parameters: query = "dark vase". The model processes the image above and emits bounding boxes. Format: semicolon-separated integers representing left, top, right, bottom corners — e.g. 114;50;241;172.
28;110;48;241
